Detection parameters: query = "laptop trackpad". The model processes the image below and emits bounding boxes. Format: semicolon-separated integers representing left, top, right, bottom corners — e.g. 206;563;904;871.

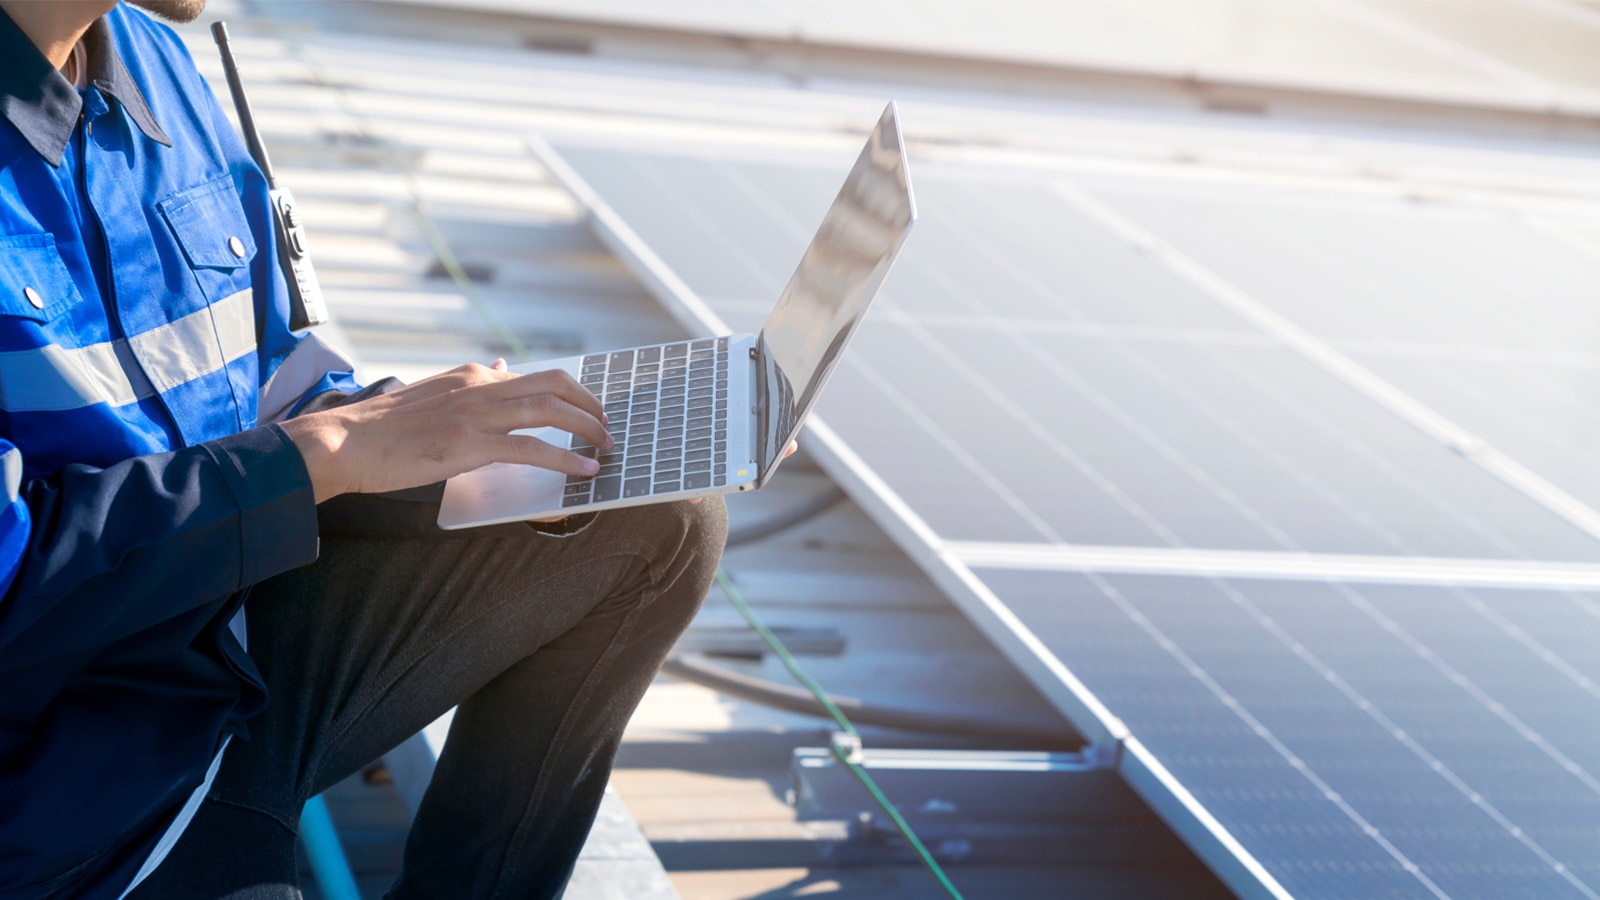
436;425;570;529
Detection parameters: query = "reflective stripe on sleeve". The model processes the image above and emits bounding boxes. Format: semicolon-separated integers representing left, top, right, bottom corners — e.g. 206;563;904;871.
0;289;256;412
257;331;357;425
1;448;19;503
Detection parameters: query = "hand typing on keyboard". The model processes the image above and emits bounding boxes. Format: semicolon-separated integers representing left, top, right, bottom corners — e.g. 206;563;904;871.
280;359;613;505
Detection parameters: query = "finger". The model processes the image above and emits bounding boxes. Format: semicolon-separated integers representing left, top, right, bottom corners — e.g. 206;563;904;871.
479;393;613;450
482;368;607;425
784;440;799;458
408;362;520;399
491;358;508;371
492;433;602;477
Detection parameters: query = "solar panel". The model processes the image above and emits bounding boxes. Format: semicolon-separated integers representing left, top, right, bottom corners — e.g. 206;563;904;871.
534;131;1600;899
985;569;1600;900
1094;187;1600;520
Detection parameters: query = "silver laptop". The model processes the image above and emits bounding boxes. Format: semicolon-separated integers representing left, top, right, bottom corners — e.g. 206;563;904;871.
437;102;916;530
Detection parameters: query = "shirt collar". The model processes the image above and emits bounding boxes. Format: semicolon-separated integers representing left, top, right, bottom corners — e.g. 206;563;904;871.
0;8;171;167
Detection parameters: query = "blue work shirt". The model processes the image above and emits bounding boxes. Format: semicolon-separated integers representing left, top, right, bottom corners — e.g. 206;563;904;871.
0;5;360;897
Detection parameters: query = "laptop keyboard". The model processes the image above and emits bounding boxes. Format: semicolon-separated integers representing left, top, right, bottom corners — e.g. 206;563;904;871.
563;337;732;508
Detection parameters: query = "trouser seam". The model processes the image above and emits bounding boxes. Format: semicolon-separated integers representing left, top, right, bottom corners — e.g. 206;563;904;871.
487;555;673;897
203;794;301;837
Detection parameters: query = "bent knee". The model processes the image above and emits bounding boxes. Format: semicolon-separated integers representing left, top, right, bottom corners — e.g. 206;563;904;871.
614;497;726;624
666;494;729;563
605;495;728;567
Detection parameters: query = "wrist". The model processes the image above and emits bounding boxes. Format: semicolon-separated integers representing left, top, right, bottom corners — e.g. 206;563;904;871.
279;413;347;503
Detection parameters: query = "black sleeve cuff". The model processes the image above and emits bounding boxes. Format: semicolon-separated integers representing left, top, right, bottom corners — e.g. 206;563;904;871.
203;425;320;589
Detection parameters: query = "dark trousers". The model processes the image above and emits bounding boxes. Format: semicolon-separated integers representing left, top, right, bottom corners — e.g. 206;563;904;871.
129;496;726;900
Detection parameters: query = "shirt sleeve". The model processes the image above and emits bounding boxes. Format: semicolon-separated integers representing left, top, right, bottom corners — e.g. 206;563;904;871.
0;427;319;673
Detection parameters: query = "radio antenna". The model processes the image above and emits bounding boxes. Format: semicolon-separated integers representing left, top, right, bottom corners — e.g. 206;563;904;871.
211;22;276;189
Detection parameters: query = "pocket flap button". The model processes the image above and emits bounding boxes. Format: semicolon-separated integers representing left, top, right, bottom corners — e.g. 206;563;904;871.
24;287;43;309
228;236;246;258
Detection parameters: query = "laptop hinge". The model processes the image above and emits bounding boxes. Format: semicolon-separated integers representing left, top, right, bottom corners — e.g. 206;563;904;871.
752;341;769;479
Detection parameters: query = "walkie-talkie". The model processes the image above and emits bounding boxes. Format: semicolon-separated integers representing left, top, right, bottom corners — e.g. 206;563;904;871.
212;22;328;330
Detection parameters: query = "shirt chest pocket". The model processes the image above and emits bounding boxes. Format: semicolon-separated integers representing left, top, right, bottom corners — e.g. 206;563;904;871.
158;175;258;306
0;234;87;325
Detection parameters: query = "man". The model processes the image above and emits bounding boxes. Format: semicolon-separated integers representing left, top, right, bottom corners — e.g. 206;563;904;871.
0;1;727;897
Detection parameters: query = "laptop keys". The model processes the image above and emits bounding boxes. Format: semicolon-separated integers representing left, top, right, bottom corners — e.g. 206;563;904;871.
592;475;622;502
561;338;745;507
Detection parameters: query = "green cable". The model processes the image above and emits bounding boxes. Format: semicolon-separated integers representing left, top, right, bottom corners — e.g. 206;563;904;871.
403;199;533;361
713;569;968;900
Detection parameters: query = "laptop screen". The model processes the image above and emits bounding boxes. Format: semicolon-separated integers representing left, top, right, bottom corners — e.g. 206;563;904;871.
755;103;916;481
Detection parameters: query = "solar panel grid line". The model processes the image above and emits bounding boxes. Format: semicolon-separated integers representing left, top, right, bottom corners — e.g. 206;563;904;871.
1117;736;1298;900
1350;357;1600;543
884;293;1306;547
1333;338;1600;367
1270;578;1600;885
705;298;1291;345
621;153;1172;547
1072;339;1412;554
1529;217;1600;266
927;204;1420;554
942;541;1600;591
1184;202;1600;496
1355;351;1592;478
846;355;1066;541
1460;594;1600;707
924;183;1545;562
861;315;1198;541
989;569;1593;898
1092;194;1600;555
525;135;733;341
951;538;1600;715
623;157;790;297
1023;568;1600;898
1192;350;1539;559
1089;570;1456;900
812;417;1134;747
688;273;1600;566
1045;179;1495;454
1323;578;1600;803
713;158;1362;556
1048;178;1600;547
706;159;1213;547
1214;576;1600;899
1219;200;1600;364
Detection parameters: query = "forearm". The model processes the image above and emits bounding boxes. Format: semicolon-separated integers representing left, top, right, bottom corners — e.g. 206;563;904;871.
0;427;319;670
